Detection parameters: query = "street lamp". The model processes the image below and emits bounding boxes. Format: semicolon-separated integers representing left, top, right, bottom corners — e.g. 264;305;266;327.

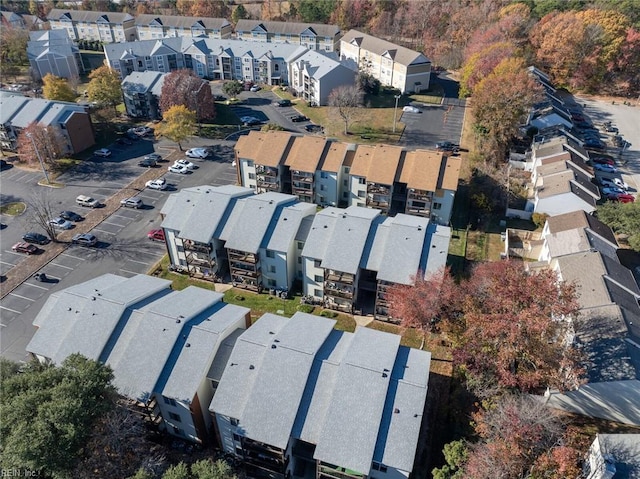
392;94;401;133
192;81;207;136
26;132;50;184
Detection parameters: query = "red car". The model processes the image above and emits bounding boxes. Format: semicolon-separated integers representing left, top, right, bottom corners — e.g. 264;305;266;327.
607;193;635;203
147;229;165;241
591;156;615;166
12;242;38;255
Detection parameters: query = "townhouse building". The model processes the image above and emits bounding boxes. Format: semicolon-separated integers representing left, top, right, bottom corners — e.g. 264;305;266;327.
135;14;232;41
210;312;431;479
340;29;431;94
161;185;254;279
219;192;299;292
301;206;449;318
47;9;136;43
27;29;84;81
104;37;304;85
235;131;461;224
1;10;26;29
234;19;341;52
26;273;252;444
121;71;166;120
348;144;403;215
0;93;94;154
235;130;295;193
289;49;357;106
583;434;640;479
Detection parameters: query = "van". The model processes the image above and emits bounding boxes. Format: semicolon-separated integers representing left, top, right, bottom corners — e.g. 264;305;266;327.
76;195;99;208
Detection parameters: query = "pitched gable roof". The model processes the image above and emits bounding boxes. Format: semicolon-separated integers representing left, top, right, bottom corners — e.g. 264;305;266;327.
340;29;430;66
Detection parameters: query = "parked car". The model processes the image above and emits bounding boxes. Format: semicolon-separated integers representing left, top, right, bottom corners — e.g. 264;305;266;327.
609;193;635;203
304;124;323;133
600;177;628;190
94;148;112;158
240;116;261;126
116;137;133;146
604;125;619;133
120;197;143;209
145;153;163;162
435;141;459;152
12;242;38;255
168;164;189;174
0;159;11;170
59;210;83;222
147;229;165;241
213;95;226;101
250;85;261;92
125;130;140;140
591;156;615;166
185;148;210;159
594;163;617;173
274;99;292;107
290;115;309;123
133;126;153;137
22;232;49;245
72;233;98;246
76;195;100;208
138;157;157;167
174;159;196;170
402;105;421;113
145;179;167;190
48;217;73;230
602;186;625;196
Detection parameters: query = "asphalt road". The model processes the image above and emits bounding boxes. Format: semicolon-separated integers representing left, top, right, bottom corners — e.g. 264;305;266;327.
0;139;238;363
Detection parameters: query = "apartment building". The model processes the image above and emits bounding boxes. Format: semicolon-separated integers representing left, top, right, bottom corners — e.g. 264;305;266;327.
399;149;461;224
27;29;84;81
161;185;254;279
348;144;404;214
105;37;303;84
26;274;251;444
289;49;357;106
135;14;232;41
235;130;295;193
285;136;330;203
47;9;136;43
320;140;357;207
121;71;166;120
210;312;431;479
1;10;26;29
219;192;299;292
0;93;94;154
234;19;341;52
340;29;431;94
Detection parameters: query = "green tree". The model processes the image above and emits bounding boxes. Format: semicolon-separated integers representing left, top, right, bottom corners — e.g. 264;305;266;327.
356;71;381;95
231;4;248;23
222;80;243;99
42;73;76;102
0;355;116;478
163;462;190;479
432;440;468;479
595;201;640;250
0;26;29;66
191;459;237;479
154;105;196;150
87;65;123;114
129;469;154;479
298;0;336;23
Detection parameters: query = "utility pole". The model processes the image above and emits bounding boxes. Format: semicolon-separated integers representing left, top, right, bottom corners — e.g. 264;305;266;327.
393;94;401;133
26;132;50;184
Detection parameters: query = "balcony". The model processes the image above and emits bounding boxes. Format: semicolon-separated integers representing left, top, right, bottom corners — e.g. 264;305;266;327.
367;198;390;208
230;266;261;279
183;240;212;253
406;205;430;216
255;165;277;176
291;171;313;183
228;249;258;263
257;178;280;191
367;183;391;195
324;299;353;313
408;189;431;201
293;186;313;198
325;270;354;284
324;282;353;299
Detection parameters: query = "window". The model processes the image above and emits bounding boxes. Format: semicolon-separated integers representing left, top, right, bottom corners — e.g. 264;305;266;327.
343;179;348;186
320;184;325;191
314;288;323;297
163;397;177;407
235;446;243;455
266;250;275;258
297;241;304;250
358;202;365;207
358;177;366;185
321;171;328;179
314;259;322;268
267;279;276;287
233;433;241;441
297;257;302;264
269;265;276;273
169;412;181;422
433;202;442;210
343;191;348;198
314;275;323;282
358;191;365;198
274;64;279;72
248;173;256;180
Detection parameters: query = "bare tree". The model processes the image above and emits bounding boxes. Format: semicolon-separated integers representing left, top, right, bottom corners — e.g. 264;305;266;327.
26;191;61;242
328;85;364;135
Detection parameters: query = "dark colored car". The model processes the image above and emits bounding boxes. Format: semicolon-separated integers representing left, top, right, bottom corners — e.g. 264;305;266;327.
213;95;226;101
0;159;11;170
591;157;615;166
12;242;38;255
274;99;292;107
435;141;459;152
22;232;49;245
145;153;163;162
72;233;98;246
304;124;323;133
138;157;157;167
290;115;309;123
147;229;165;241
116;137;133;145
60;210;83;222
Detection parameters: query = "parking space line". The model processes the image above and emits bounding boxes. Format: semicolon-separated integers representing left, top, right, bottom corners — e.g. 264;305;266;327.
0;260;18;266
60;253;86;261
92;228;116;235
119;268;141;275
110;213;134;220
49;262;73;270
102;220;127;227
4;250;27;257
9;293;35;302
0;305;22;314
22;282;49;291
127;259;151;265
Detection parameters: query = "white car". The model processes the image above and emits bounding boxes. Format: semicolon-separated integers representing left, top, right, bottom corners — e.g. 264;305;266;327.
402;105;421;113
94;148;112;157
168;164;189;174
250;85;261;92
145;179;167;190
174;159;196;170
185;148;210;159
48;217;73;230
600;177;629;190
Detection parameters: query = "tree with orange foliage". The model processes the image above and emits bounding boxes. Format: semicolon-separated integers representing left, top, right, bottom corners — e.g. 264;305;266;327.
16;122;67;167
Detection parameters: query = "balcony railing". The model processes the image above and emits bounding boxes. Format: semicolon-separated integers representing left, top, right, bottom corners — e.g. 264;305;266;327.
255;165;277;176
257;179;280;190
183;240;212;253
230;267;260;279
408;190;431;201
367;183;391;194
406;206;430;216
228;250;258;263
324;300;353;313
324;284;353;299
367;199;390;208
325;270;354;284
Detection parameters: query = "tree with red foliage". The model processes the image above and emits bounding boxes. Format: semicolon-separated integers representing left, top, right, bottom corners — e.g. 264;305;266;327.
387;267;458;334
16;122;67;167
450;260;584;395
159;70;215;122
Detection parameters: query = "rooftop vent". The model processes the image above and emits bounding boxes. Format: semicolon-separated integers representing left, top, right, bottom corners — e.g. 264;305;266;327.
394;408;400;414
185;343;190;348
176;319;181;324
271;344;277;349
249;365;255;370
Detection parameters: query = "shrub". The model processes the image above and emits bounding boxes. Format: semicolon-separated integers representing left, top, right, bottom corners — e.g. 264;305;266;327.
320;310;338;318
532;212;549;229
298;305;315;314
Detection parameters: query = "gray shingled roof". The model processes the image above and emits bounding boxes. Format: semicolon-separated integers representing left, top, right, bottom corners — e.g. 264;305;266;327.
240;313;336;449
47;8;133;24
364;214;432;285
265;202;316;253
313;327;401;474
423;224;451;279
235;19;339;38
321;206;381;274
294;49;357;80
0;95;29;124
122;71;166;95
135;13;230;30
222;192;298;253
341;29;429;67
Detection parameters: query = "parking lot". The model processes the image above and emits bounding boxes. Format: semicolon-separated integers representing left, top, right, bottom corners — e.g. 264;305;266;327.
0;140;238;362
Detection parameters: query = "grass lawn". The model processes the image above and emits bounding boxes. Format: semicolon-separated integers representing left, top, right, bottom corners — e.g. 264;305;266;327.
0;202;26;216
54;158;82;173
